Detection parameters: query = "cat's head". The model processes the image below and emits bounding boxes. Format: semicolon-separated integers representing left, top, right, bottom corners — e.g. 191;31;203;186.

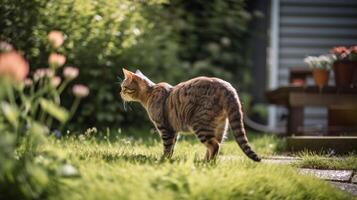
120;68;154;102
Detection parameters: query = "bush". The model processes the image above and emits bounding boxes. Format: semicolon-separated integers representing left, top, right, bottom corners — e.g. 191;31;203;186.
0;0;253;130
0;32;85;199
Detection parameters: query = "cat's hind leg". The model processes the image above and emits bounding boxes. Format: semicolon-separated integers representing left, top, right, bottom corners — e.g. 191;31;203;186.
193;125;220;161
204;138;220;161
198;118;228;161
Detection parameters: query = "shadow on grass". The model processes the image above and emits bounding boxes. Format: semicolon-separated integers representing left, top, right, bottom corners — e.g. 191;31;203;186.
101;153;189;165
100;152;224;167
101;153;158;164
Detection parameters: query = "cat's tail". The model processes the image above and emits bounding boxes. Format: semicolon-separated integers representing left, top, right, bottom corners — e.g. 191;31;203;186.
225;90;261;162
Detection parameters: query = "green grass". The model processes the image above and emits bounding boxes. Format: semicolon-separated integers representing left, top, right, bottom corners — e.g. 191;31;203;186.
295;151;357;170
37;131;353;200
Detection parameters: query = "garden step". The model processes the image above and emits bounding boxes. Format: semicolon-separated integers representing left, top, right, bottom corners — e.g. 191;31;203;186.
287;136;357;154
353;174;357;184
299;169;353;182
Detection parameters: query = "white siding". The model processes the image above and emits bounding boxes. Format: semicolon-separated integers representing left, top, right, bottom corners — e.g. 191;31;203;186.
273;0;357;129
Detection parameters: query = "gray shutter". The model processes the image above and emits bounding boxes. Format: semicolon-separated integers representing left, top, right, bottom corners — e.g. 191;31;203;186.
276;0;357;129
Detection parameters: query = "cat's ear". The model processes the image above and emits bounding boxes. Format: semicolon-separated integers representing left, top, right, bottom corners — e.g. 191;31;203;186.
135;69;149;80
134;69;155;86
122;68;134;79
135;69;144;76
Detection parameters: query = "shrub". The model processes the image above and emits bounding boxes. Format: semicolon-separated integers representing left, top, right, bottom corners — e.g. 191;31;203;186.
0;0;253;130
0;32;87;199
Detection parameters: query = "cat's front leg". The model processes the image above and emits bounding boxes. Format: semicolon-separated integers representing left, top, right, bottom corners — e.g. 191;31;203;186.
157;125;176;158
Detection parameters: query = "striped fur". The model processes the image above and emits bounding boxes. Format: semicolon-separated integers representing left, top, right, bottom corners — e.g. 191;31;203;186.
120;69;261;161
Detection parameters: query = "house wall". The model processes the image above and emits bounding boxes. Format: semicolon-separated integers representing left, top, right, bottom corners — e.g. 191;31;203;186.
270;0;357;130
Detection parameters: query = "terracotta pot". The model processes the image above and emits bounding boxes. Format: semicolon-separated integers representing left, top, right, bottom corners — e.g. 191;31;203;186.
351;61;357;87
333;61;354;87
312;69;329;88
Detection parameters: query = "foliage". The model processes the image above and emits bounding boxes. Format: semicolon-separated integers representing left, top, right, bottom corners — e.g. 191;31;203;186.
0;0;253;129
295;152;357;170
350;46;357;61
168;0;252;84
0;32;87;199
0;71;58;199
0;0;46;59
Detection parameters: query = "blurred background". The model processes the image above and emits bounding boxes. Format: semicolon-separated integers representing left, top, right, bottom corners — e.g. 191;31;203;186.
0;0;267;132
2;0;357;134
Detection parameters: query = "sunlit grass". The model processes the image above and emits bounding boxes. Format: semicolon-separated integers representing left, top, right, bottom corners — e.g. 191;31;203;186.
294;151;357;170
38;131;352;200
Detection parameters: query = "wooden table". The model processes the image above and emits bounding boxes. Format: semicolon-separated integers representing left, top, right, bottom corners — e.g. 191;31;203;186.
266;86;357;136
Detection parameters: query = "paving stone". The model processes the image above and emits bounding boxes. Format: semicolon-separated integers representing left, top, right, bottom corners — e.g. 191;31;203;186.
352;174;357;184
329;182;357;196
267;156;301;160
299;169;353;182
263;159;297;165
263;156;300;165
219;155;243;161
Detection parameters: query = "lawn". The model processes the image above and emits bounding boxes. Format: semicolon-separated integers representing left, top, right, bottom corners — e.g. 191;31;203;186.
37;130;353;200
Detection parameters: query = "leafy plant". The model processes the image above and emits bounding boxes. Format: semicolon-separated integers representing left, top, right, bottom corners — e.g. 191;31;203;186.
0;31;88;199
330;45;357;61
349;46;357;61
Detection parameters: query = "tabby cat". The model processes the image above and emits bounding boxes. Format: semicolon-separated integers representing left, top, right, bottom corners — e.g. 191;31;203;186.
120;69;261;162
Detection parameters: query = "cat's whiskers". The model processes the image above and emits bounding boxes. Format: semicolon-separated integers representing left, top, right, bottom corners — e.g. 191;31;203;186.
117;76;128;111
127;102;134;111
122;99;134;111
123;101;127;111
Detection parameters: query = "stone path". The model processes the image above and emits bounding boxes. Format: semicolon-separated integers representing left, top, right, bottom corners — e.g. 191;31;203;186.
330;182;357;196
264;156;357;196
262;155;301;165
299;169;353;182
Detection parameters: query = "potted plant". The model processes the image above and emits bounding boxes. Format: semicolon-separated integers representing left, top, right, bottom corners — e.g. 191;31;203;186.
349;46;357;87
330;46;355;87
304;55;333;88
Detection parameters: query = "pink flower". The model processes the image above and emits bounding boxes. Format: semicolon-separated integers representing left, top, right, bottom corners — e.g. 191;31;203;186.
48;53;66;67
0;51;29;82
0;41;13;53
48;31;64;48
72;84;89;98
330;46;350;60
63;66;79;80
331;46;348;54
330;46;349;56
51;76;61;87
24;78;33;86
33;68;54;81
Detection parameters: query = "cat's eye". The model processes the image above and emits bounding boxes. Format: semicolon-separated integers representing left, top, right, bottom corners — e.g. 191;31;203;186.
123;86;136;94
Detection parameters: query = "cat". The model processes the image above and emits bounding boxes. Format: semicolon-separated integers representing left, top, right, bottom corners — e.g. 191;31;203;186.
120;68;260;162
